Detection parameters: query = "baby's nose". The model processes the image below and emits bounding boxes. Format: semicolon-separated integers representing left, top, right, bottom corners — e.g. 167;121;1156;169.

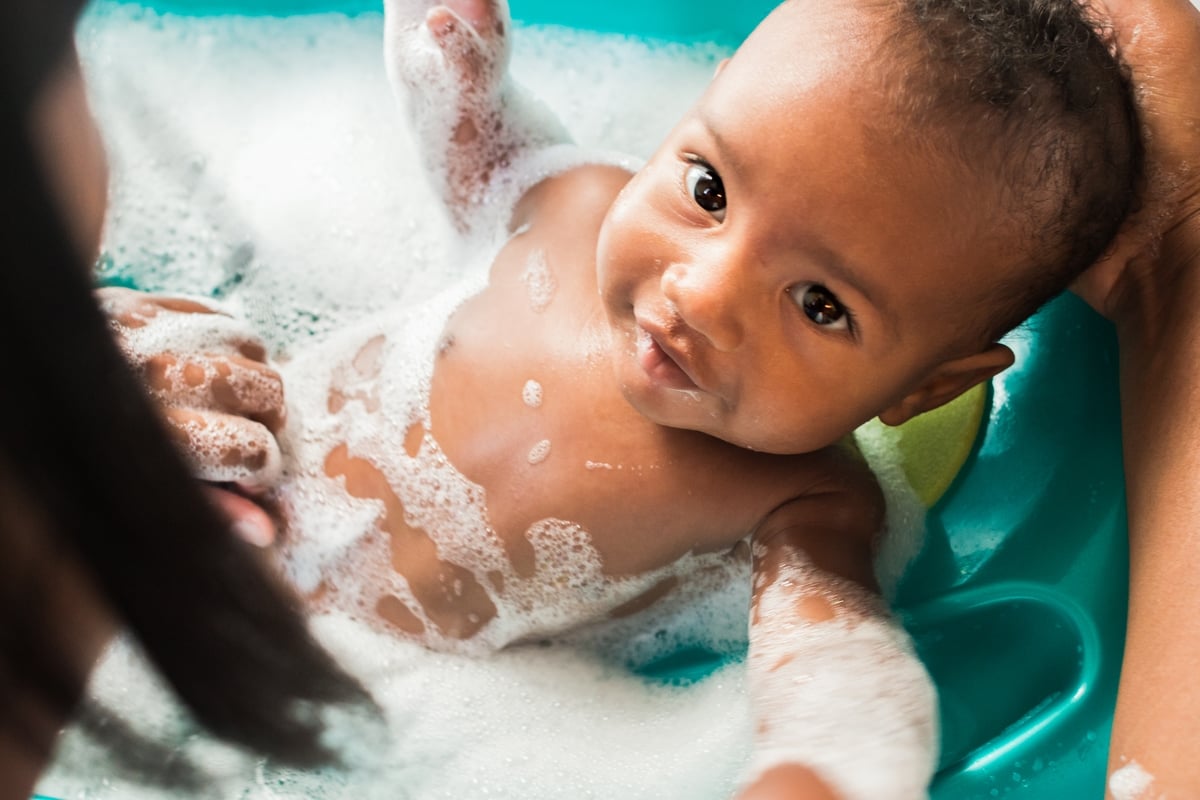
660;260;744;352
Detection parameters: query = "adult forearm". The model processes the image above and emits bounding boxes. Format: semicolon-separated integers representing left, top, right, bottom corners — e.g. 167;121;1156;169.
1108;218;1200;797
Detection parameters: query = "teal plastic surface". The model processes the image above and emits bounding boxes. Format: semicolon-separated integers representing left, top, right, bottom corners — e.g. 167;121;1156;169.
910;294;1127;798
82;1;1129;797
96;0;775;45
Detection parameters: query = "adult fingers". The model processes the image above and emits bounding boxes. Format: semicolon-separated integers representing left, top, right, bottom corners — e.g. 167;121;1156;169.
142;352;286;433
101;287;270;365
1073;0;1200;316
1099;0;1200;222
163;407;283;492
205;486;277;548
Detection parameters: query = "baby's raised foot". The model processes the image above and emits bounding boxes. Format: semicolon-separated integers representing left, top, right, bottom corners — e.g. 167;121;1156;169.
385;0;510;102
385;0;568;235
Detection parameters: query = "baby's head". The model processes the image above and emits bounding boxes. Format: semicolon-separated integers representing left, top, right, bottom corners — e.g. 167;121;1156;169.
597;0;1137;454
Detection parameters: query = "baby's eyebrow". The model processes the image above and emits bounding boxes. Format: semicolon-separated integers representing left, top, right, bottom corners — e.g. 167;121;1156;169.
697;107;749;180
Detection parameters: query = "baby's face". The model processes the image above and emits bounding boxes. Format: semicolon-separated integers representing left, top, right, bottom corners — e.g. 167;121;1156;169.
596;0;1012;454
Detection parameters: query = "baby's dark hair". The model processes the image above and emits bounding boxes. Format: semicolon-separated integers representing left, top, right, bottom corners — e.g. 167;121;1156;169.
885;0;1140;344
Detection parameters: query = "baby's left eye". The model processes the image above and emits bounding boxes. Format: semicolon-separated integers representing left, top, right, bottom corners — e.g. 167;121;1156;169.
685;162;726;221
790;284;850;331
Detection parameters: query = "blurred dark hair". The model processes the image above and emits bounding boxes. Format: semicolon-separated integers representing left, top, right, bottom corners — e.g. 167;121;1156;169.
887;0;1141;344
0;0;371;777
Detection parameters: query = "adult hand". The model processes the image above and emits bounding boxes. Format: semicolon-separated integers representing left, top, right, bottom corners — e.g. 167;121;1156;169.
1073;0;1200;321
99;287;283;546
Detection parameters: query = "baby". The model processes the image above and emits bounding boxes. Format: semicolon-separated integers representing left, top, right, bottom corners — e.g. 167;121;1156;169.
102;0;1137;797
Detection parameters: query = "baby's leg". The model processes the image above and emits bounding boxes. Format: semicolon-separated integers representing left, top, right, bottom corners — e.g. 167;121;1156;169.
384;0;569;236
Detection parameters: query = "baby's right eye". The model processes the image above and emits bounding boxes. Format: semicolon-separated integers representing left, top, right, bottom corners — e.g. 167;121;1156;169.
685;161;726;221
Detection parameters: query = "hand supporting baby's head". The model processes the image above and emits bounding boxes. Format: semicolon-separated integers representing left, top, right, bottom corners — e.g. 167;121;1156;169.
880;0;1139;346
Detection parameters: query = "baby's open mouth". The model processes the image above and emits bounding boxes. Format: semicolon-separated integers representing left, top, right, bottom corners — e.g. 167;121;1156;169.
636;326;699;392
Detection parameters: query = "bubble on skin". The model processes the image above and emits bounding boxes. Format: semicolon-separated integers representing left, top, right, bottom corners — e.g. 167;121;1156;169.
522;379;543;408
520;248;558;312
528;438;552;464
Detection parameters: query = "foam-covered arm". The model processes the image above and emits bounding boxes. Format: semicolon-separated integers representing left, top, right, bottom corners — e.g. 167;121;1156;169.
384;0;570;236
738;491;938;800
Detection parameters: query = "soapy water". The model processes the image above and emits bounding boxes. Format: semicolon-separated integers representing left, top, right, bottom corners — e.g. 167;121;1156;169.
81;3;726;351
43;5;927;799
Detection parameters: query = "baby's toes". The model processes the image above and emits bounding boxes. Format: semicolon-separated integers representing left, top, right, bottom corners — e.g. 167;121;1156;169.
425;2;507;86
442;0;507;40
426;7;488;82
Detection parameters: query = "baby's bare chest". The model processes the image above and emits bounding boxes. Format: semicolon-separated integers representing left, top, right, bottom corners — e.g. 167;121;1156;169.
282;206;824;648
427;243;805;577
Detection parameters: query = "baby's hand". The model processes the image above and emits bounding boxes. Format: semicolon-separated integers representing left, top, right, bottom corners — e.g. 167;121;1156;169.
98;287;285;496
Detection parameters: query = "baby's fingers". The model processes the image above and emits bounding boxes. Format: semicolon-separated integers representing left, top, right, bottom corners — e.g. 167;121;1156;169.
143;353;286;433
164;407;282;492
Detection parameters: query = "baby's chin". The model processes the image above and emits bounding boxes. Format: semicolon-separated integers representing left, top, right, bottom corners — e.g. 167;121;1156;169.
668;412;837;456
617;385;805;454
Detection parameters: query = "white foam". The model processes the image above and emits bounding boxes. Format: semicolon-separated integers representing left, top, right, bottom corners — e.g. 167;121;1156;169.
527;438;552;464
744;546;937;798
79;3;719;350
1109;759;1157;800
520;248;557;312
522;379;543;408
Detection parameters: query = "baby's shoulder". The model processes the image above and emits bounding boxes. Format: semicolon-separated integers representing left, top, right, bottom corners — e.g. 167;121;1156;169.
650;432;882;542
731;436;884;528
510;162;633;234
733;434;879;496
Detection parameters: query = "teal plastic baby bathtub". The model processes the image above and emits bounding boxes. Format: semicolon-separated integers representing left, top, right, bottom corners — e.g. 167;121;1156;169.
62;1;1128;798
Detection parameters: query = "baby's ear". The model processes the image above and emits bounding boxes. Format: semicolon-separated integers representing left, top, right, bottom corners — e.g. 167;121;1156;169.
713;58;731;78
878;343;1014;427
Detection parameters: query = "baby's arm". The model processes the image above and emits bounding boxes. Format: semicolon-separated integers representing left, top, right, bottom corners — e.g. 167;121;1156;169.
385;0;569;236
99;287;285;545
738;468;937;800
